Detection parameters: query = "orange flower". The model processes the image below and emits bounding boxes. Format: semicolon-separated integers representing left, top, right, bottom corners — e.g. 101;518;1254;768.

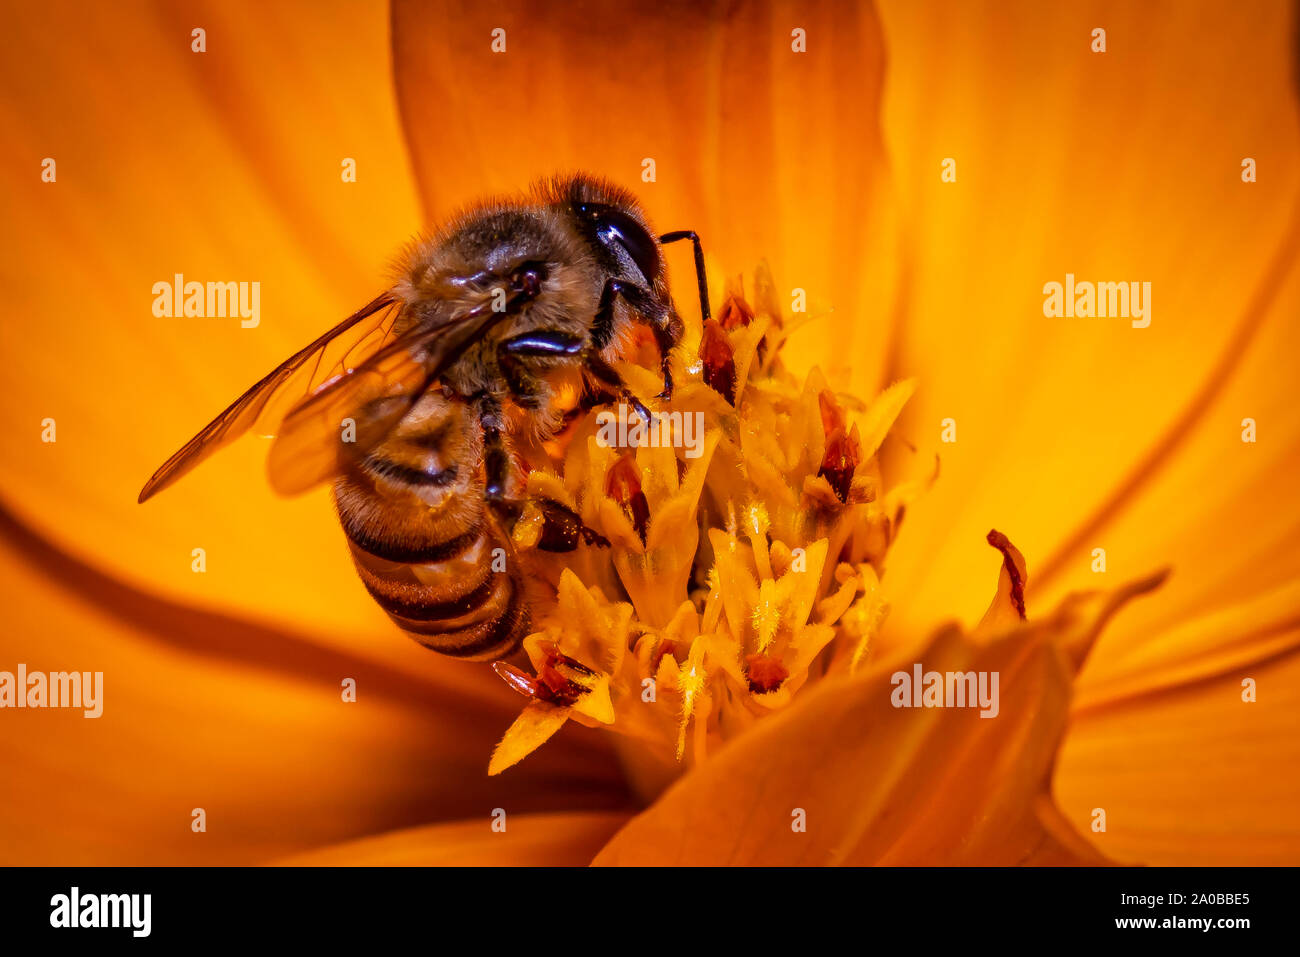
1;0;1297;866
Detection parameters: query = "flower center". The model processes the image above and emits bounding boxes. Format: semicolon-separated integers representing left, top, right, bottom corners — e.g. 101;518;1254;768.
486;267;923;778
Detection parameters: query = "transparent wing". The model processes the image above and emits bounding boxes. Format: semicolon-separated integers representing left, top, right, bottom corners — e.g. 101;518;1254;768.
264;304;508;495
138;293;401;502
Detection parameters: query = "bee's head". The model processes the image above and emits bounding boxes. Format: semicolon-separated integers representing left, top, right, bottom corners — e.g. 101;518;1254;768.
393;207;593;326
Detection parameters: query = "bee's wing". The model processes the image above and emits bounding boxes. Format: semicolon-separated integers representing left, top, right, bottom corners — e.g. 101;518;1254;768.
139;289;514;504
138;293;403;503
263;302;509;495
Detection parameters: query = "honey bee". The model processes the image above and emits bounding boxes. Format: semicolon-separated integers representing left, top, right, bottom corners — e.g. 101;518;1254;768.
138;175;711;661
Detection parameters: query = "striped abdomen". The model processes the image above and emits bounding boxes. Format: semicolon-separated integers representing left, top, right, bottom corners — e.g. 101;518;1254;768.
333;391;528;660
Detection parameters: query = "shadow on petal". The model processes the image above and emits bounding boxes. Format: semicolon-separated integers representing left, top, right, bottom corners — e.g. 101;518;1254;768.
0;0;424;641
0;500;633;864
278;811;632;866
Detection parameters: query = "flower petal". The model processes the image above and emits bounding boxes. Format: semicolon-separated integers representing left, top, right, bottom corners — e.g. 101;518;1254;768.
489;702;573;776
0;505;630;863
0;0;426;648
877;0;1300;650
1056;585;1300;864
277;811;632;866
594;572;1157;864
391;0;901;385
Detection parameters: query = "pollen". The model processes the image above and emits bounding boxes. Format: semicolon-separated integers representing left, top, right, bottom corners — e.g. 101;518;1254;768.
675;658;707;760
751;579;783;651
512;501;546;548
487;264;923;777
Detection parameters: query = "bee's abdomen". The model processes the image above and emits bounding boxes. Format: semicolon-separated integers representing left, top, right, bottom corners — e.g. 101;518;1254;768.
331;396;528;661
345;522;527;661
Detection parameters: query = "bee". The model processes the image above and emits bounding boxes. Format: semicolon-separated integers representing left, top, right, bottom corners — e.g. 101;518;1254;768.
138;174;711;661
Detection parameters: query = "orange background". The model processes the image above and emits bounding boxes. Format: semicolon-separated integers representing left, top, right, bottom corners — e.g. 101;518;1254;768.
1;0;1297;864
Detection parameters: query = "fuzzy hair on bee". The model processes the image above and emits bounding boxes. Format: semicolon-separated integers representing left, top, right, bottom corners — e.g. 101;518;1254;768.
390;176;676;440
138;172;711;662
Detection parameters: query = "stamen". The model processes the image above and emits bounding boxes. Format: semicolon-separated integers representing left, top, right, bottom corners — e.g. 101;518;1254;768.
492;661;541;699
485;265;924;775
698;319;737;403
717;287;755;331
491;641;595;707
817;390;861;504
986;529;1027;620
653;638;678;670
818;388;847;435
676;660;706;760
751;579;783;651
606;454;650;544
745;502;773;580
745;653;789;694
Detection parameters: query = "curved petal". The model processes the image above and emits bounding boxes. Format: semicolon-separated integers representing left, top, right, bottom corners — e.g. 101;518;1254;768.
0;0;427;649
1057;651;1300;866
278;811;632;866
875;0;1300;650
0;504;631;864
1055;588;1300;865
593;571;1156;865
1074;580;1300;712
391;0;902;388
1051;248;1300;695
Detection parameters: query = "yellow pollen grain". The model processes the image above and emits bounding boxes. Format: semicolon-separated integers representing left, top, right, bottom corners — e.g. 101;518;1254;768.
512;502;545;549
752;580;783;651
746;502;773;580
676;664;706;760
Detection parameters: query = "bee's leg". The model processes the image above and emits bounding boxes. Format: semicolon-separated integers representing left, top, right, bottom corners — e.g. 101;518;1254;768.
592;278;682;401
498;330;584;363
657;229;712;400
526;499;611;550
477;394;514;507
495;333;563;409
498;326;653;425
554;387;621;436
658;230;712;324
476;393;609;552
573;387;620;414
585;350;653;424
651;314;684;400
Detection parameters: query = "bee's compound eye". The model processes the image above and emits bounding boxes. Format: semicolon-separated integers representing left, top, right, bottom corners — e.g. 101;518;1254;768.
577;203;661;286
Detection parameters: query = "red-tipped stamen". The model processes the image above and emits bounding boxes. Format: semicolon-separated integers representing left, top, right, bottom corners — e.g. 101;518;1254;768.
745;652;790;694
817;390;861;504
606;453;650;544
699;319;738;404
